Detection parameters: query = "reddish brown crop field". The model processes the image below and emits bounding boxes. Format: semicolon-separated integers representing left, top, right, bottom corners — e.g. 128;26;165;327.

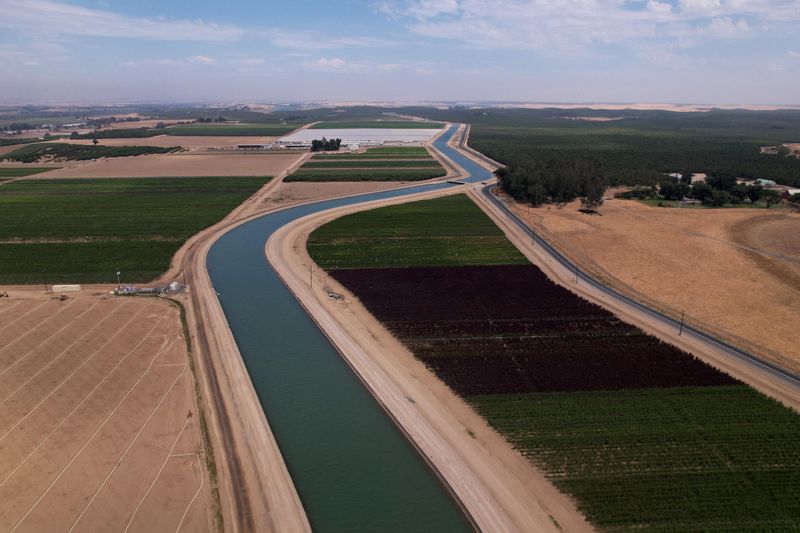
330;265;739;395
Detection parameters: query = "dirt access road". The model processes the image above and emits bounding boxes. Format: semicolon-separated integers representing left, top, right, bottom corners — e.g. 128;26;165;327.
0;290;213;532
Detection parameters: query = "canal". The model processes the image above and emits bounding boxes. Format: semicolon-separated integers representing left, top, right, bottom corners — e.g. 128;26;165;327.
206;125;492;532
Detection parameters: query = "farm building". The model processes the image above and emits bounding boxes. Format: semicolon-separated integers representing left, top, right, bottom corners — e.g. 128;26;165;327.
237;143;272;150
755;178;777;187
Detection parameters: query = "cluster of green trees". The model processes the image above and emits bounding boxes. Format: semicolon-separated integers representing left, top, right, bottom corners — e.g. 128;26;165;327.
495;156;606;210
402;107;800;188
195;116;227;123
311;137;342;152
619;171;784;207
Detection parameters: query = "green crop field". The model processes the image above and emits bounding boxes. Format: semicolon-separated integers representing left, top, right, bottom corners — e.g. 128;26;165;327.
300;160;442;169
471;386;800;531
163;123;300;136
309;120;444;129
2;143;178;163
0;137;52;147
365;146;431;155
309;189;800;530
308;195;527;268
0;167;56;177
285;168;446;182
0;176;269;283
310;154;433;160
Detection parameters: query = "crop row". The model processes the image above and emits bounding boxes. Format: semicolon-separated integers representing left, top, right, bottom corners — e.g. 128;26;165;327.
0;176;269;283
284;168;446;182
2;143;178;163
300;160;441;169
0;167;54;177
471;386;800;530
331;266;738;394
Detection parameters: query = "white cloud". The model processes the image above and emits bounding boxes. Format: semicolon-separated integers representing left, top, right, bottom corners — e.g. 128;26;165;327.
387;0;799;52
706;17;749;37
789;50;800;59
647;1;673;15
0;0;244;41
305;57;350;72
188;55;216;64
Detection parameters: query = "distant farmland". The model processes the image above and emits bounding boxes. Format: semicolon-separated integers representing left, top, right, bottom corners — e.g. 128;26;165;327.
0;176;269;283
2;143;178;163
163;123;300;136
309;120;444;129
0;167;55;177
309;193;800;531
286;145;446;182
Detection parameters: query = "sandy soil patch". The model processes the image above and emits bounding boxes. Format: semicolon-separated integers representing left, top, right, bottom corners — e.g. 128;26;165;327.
0;291;213;532
508;196;800;370
46;135;279;151
34;153;303;178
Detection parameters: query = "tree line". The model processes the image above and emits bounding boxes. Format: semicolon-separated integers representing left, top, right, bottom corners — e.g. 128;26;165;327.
311;137;342;152
495;156;606;210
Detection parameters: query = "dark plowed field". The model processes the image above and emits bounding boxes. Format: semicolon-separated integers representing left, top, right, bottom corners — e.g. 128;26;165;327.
330;265;738;394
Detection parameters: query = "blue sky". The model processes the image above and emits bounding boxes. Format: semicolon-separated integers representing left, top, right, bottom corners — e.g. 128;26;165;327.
1;0;799;104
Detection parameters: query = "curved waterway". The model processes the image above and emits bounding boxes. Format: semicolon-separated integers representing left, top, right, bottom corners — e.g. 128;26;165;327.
207;125;493;531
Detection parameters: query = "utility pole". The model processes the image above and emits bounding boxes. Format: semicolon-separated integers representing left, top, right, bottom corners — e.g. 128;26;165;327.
679;310;686;336
43;271;48;293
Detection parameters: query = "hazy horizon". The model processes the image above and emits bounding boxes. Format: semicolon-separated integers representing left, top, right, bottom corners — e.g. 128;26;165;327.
2;0;799;105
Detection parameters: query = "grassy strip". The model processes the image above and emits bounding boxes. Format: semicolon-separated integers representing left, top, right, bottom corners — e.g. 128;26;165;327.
0;137;54;147
309;121;444;129
300;160;442;169
73;128;162;139
2;143;178;163
286;168;445;182
308;195;527;268
310;154;434;160
164;123;299;136
0;176;269;283
364;146;431;155
471;386;800;530
0;167;56;177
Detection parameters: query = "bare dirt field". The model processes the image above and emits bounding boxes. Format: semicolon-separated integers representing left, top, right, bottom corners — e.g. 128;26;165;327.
0;291;213;532
508;196;800;371
34;152;303;178
48;135;278;151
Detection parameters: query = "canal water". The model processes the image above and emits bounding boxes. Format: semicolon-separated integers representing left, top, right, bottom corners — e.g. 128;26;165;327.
206;125;492;532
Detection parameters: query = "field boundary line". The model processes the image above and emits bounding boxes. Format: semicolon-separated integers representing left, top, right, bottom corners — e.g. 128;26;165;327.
122;416;192;533
0;299;103;377
0;298;79;358
0;301;24;318
0;300;47;334
0;303;154;439
0;333;178;490
175;454;205;533
62;367;188;533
